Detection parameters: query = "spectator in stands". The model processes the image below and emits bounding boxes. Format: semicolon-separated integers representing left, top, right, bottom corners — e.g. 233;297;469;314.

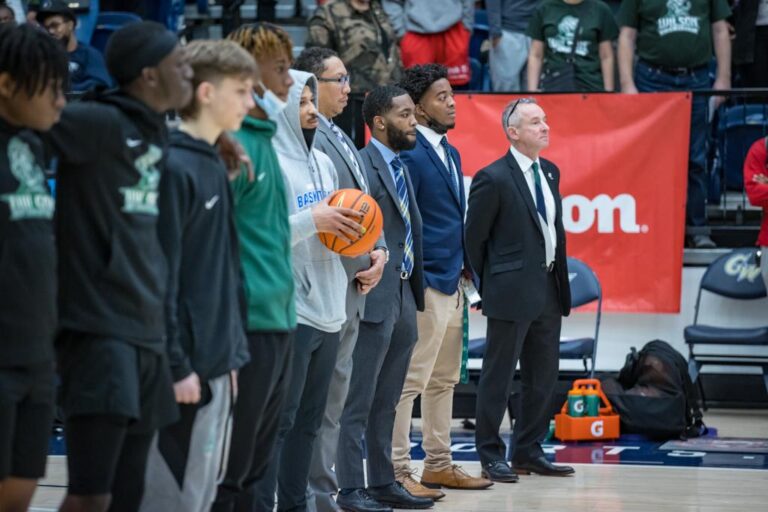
307;0;403;95
732;0;768;89
383;0;474;87
526;0;618;92
0;3;16;24
744;136;768;292
617;0;731;249
37;0;112;93
487;0;538;92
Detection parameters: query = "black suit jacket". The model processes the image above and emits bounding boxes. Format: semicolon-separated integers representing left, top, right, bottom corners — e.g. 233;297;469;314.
465;151;571;322
359;141;425;322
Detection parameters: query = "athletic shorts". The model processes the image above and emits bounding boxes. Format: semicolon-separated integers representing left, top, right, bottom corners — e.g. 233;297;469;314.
0;362;55;480
56;331;179;434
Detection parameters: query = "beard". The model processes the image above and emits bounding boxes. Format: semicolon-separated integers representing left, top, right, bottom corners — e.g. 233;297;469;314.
386;123;416;152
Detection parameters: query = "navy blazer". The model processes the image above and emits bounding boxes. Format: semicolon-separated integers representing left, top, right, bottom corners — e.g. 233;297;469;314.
400;130;469;295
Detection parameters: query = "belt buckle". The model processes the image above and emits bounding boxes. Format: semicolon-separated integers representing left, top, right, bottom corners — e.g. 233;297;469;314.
400;271;410;280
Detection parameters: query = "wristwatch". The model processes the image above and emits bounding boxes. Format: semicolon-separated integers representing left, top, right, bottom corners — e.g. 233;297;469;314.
373;246;390;263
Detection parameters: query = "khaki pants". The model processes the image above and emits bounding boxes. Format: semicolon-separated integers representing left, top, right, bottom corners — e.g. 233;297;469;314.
392;287;463;475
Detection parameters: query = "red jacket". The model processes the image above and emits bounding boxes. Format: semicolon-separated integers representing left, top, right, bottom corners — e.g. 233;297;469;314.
744;137;768;247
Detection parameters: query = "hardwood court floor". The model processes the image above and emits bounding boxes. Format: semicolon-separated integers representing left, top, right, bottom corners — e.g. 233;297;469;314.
30;458;768;512
30;409;768;511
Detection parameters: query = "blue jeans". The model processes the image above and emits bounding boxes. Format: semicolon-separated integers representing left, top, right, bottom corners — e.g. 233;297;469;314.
635;60;710;227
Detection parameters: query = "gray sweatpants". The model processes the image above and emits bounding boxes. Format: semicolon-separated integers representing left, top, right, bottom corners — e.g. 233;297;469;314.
140;373;233;512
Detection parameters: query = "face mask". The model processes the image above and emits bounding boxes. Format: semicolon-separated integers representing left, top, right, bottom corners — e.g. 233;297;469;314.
253;82;287;120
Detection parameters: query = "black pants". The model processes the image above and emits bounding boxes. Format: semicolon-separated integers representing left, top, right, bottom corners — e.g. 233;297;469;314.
738;26;768;89
254;324;340;512
212;331;293;512
475;272;562;465
65;415;153;512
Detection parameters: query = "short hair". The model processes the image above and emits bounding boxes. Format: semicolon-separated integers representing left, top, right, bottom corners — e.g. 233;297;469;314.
398;63;448;105
502;97;538;131
363;84;409;129
227;22;293;63
179;39;257;119
0;3;15;19
0;22;68;97
294;47;338;77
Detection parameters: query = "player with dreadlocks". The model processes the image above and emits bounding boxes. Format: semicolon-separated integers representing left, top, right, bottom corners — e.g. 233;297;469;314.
212;23;297;512
0;23;67;512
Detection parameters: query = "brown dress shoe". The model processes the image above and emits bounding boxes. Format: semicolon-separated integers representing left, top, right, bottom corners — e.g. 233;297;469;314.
421;465;494;490
397;472;445;501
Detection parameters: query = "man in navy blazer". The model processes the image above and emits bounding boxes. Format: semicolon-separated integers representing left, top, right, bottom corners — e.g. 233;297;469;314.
392;64;492;496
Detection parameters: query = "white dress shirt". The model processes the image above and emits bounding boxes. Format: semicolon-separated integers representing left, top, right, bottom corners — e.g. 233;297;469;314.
508;144;557;265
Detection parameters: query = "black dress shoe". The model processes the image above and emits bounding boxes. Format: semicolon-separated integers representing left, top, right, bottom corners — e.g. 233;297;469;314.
480;461;519;483
366;482;434;509
336;488;393;512
513;456;575;476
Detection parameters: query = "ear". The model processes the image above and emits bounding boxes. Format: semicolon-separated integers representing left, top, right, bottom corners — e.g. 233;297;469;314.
374;114;386;132
0;73;16;100
506;124;519;142
196;81;215;109
141;67;160;88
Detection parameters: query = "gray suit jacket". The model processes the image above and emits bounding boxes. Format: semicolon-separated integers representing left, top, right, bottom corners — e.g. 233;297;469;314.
359;141;425;323
315;120;387;318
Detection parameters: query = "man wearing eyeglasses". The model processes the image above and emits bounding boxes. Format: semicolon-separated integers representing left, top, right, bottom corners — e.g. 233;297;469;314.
465;97;573;483
294;47;389;512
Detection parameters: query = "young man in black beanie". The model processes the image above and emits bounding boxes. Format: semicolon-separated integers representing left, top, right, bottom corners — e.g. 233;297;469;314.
39;20;193;512
0;23;68;512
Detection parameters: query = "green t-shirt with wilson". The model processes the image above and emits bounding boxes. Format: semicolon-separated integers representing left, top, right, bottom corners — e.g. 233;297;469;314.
527;0;619;92
617;0;731;68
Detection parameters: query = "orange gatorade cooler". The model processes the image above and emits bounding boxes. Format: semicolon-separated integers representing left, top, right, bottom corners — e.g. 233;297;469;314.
555;379;620;441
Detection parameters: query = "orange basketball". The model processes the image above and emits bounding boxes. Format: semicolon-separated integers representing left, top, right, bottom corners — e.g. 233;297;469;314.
318;188;383;258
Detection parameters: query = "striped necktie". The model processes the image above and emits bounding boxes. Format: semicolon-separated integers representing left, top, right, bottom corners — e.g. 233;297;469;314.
329;121;369;194
439;136;460;196
392;156;414;279
532;161;548;225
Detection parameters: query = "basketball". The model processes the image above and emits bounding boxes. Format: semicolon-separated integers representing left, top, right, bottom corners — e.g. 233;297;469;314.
318;188;383;258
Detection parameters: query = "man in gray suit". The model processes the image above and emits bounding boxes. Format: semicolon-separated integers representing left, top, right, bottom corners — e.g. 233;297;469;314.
294;47;388;512
335;85;432;512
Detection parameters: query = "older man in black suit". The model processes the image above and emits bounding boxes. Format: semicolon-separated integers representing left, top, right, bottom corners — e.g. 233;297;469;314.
465;97;573;483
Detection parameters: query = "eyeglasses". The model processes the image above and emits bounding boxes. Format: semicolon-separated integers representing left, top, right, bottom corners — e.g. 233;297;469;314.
505;97;536;127
317;75;351;86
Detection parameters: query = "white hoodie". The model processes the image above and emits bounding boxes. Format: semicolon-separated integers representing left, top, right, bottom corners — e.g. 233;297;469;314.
273;69;347;333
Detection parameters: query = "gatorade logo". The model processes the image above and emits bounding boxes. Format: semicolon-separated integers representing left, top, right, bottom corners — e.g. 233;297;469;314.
562;194;647;234
573;400;584;414
590;420;604;437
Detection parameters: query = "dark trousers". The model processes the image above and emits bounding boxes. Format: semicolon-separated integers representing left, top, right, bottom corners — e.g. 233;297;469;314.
254;324;340;512
212;331;293;512
635;60;710;227
336;281;418;490
475;272;562;465
738;27;768;88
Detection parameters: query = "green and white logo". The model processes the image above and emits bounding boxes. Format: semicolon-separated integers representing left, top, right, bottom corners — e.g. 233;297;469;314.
1;137;54;220
657;0;700;36
120;144;161;215
547;15;589;57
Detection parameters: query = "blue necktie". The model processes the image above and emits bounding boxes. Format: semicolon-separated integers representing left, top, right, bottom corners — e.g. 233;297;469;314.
439;136;460;196
532;161;548;225
392;156;414;279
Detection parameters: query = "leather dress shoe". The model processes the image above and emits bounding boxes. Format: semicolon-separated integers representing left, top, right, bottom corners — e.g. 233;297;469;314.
480;461;519;483
336;488;392;512
367;482;434;509
421;464;493;490
513;456;575;476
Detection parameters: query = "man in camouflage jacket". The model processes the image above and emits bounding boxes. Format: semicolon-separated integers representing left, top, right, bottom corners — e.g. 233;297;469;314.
307;0;402;95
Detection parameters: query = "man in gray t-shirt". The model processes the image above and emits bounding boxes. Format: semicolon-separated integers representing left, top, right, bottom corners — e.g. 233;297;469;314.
487;0;540;91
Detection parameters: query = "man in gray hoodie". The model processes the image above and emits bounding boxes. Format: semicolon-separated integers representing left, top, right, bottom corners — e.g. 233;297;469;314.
383;0;474;86
252;69;362;511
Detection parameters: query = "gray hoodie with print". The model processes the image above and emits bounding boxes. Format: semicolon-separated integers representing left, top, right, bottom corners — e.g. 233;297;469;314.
273;69;347;333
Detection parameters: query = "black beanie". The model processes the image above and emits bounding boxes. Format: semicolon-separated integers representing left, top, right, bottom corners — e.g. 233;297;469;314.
105;21;179;86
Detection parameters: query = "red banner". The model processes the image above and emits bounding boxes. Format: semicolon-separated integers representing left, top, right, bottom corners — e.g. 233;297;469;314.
452;93;691;313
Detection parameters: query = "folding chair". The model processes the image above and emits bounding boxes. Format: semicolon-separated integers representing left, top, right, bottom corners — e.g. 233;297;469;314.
90;11;142;54
684;248;768;409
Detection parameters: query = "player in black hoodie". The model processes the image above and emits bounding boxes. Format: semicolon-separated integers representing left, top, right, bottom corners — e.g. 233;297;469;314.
39;21;193;512
139;39;254;512
0;23;68;512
